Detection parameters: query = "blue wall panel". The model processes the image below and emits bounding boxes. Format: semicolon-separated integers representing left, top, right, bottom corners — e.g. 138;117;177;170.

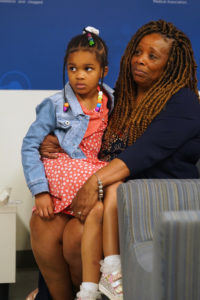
0;0;199;90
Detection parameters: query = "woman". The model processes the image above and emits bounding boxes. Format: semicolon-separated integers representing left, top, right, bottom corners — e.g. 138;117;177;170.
28;19;200;300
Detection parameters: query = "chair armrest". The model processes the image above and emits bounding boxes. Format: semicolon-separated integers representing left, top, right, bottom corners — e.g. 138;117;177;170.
153;210;200;300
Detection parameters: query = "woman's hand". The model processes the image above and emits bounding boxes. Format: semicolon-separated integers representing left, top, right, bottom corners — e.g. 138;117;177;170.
71;175;98;223
35;192;54;219
71;158;130;223
39;134;64;159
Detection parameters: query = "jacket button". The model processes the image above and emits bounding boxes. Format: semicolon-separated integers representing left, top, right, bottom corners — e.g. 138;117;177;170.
65;120;70;126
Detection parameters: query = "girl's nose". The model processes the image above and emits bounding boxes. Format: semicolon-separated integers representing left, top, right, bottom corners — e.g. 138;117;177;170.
76;70;85;79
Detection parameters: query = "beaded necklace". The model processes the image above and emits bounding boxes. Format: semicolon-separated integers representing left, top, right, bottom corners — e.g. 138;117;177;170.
95;90;103;112
63;89;103;113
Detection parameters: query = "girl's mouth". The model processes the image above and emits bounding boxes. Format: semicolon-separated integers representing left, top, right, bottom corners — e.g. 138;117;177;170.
76;84;86;89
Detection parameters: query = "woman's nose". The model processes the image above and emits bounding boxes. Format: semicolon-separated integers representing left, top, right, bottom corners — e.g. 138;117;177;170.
136;54;145;65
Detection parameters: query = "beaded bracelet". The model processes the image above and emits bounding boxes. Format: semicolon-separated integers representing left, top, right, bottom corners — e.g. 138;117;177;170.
94;173;104;201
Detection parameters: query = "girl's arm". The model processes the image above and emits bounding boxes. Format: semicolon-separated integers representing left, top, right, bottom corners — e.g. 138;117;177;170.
22;98;56;194
21;98;56;218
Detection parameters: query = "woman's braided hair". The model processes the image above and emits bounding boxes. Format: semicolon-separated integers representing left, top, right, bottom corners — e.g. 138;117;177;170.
103;19;198;146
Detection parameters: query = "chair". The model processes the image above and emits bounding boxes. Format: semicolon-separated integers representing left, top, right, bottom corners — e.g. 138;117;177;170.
117;179;200;300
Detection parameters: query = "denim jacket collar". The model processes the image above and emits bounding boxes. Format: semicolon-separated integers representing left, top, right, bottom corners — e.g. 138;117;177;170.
64;82;114;117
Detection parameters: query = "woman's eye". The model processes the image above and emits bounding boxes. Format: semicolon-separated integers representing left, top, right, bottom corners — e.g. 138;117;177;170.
134;49;141;56
86;67;92;71
149;53;157;59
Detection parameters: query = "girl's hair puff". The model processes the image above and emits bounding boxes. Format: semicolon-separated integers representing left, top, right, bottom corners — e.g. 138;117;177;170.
104;19;198;146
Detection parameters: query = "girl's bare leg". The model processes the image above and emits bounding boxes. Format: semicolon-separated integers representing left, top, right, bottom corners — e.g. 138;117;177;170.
99;182;123;299
103;182;122;256
30;213;73;300
81;201;103;283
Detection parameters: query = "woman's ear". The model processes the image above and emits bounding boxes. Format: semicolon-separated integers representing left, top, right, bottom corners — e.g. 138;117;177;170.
103;66;109;77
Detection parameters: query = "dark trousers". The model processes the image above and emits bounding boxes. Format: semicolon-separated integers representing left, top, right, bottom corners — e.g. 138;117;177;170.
35;271;52;300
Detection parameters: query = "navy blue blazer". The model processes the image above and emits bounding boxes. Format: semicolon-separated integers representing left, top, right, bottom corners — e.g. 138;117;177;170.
118;88;200;179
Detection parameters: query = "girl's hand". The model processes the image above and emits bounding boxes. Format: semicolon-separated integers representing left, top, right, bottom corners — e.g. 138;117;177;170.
39;134;64;159
35;192;54;219
71;175;98;223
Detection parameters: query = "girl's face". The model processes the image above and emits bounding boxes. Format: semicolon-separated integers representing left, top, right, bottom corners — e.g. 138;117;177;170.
131;33;172;91
67;50;107;97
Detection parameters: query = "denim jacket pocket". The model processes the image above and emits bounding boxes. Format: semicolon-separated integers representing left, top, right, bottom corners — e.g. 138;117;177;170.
56;117;72;130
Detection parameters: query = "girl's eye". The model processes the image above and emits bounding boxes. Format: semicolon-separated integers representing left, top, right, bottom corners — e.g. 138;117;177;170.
86;67;93;71
69;66;76;71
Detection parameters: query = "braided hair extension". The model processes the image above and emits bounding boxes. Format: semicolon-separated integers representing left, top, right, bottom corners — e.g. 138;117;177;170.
63;30;108;103
103;19;198;148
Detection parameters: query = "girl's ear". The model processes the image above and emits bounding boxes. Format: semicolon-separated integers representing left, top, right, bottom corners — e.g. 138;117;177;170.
102;66;109;77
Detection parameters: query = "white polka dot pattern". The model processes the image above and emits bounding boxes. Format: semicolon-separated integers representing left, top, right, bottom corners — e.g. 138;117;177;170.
41;99;109;215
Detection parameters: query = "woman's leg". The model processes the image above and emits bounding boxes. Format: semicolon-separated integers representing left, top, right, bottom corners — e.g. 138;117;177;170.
63;217;84;289
30;213;73;300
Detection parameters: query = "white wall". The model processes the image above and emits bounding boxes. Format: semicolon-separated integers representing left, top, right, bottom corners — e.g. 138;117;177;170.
0;90;58;250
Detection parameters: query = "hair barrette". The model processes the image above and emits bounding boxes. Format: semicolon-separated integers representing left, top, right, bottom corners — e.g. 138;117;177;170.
82;26;100;36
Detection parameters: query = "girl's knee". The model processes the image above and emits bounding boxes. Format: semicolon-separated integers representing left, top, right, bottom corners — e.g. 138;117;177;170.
105;181;123;195
104;181;123;211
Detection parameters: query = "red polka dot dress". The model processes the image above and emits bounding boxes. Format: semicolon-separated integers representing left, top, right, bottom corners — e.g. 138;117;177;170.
42;93;109;215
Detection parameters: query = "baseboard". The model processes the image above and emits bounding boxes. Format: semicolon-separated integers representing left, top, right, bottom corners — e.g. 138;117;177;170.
16;250;37;269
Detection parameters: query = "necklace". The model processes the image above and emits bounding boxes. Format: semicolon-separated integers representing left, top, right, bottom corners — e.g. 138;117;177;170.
95;90;103;112
63;89;103;112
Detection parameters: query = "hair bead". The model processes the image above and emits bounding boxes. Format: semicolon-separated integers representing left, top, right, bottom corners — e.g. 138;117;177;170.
94;89;103;112
63;102;69;112
87;33;95;46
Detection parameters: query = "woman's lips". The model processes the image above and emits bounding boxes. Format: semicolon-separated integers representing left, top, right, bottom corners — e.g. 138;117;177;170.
133;68;146;76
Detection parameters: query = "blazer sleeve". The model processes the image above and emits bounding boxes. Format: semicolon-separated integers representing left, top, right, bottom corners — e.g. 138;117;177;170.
21;98;56;196
118;88;200;176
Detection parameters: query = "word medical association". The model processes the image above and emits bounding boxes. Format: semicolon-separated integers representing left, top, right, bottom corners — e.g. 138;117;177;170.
153;0;187;4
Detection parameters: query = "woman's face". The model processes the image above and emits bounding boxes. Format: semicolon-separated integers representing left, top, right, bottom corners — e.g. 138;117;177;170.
131;33;172;91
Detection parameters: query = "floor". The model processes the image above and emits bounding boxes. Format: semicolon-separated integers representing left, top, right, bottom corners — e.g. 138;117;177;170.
9;266;38;300
7;266;109;300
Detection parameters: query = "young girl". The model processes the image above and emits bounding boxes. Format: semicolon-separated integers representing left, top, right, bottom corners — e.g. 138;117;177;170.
22;27;123;300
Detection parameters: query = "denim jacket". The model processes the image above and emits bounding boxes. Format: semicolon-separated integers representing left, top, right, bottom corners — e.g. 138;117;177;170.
21;82;114;196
